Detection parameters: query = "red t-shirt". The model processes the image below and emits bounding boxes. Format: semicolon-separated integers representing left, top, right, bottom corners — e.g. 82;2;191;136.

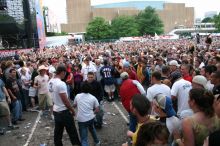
128;70;139;81
183;75;192;82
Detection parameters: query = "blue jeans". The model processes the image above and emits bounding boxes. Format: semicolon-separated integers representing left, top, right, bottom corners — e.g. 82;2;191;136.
22;89;30;109
11;100;22;122
129;112;137;132
78;118;99;146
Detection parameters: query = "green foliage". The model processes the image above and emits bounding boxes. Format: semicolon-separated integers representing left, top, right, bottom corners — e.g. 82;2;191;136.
111;15;139;38
214;13;220;32
85;7;164;39
46;32;68;36
202;17;214;23
136;6;164;35
86;17;111;40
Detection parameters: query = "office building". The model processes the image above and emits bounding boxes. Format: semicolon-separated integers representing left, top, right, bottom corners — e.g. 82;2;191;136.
61;0;194;34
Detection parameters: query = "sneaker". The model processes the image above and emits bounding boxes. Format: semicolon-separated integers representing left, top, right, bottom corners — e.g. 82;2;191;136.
12;121;18;125
0;128;5;135
94;141;101;146
8;125;19;130
95;123;102;129
51;115;54;120
18;118;25;121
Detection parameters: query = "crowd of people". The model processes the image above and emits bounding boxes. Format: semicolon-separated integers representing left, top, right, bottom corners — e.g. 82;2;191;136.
0;35;220;146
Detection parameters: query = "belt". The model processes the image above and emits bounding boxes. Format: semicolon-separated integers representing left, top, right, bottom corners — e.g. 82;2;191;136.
53;109;69;114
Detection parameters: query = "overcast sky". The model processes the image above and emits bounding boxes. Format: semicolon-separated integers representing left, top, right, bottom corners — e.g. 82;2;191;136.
43;0;220;23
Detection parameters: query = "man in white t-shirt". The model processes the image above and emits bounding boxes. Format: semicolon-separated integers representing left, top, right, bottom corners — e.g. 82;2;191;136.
74;82;100;146
81;57;97;81
200;65;216;92
17;60;31;78
34;65;53;117
147;71;171;102
49;65;81;146
20;67;31;110
170;72;192;119
48;59;57;79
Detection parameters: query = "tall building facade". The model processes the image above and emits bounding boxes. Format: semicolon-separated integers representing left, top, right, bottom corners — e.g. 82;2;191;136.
61;0;194;34
61;0;91;33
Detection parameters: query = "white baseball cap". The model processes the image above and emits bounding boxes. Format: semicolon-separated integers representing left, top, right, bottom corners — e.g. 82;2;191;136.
120;72;129;79
169;60;180;67
192;75;207;88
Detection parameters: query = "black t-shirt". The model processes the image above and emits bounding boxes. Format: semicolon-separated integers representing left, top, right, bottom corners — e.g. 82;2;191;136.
6;77;21;99
112;65;121;78
213;85;220;95
88;80;103;103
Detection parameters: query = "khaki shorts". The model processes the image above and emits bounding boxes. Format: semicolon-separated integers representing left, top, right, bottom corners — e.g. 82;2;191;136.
0;101;10;116
104;84;116;93
38;93;53;110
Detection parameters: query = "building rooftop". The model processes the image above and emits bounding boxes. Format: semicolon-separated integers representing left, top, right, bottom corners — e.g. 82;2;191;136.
92;1;165;10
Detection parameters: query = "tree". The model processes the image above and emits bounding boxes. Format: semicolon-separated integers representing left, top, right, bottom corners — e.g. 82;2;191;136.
136;6;164;35
86;17;111;40
214;13;220;32
111;15;139;38
202;17;214;23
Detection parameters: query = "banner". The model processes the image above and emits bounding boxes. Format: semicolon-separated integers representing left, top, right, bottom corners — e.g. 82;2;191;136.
0;48;33;58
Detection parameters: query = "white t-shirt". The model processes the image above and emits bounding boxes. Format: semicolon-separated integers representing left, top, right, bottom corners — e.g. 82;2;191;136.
49;78;68;112
147;84;171;102
48;65;56;73
166;116;181;134
34;75;49;94
206;80;214;92
18;67;31;77
171;79;192;116
48;65;56;78
21;74;31;90
74;93;99;122
81;64;97;81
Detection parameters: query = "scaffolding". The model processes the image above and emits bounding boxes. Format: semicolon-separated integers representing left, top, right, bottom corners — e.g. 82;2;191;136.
0;0;39;49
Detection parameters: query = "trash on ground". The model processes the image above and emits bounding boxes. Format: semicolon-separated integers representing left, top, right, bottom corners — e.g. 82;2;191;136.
45;127;50;129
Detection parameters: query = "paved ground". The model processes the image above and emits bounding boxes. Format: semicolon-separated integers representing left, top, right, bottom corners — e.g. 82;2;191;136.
0;100;130;146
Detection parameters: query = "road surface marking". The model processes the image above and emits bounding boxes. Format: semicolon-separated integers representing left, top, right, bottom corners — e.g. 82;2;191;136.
24;111;42;146
112;102;129;123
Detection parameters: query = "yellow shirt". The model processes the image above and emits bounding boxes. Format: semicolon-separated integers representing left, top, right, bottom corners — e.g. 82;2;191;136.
132;123;143;146
132;116;157;146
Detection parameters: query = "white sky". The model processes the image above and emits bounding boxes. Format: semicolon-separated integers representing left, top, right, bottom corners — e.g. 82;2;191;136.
43;0;220;23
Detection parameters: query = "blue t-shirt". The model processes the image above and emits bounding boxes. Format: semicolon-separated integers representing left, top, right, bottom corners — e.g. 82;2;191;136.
100;66;115;85
0;79;6;101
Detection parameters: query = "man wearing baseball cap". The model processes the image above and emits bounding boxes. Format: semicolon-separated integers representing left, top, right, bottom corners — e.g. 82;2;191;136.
192;75;207;89
34;65;53;119
49;65;81;146
120;72;146;132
